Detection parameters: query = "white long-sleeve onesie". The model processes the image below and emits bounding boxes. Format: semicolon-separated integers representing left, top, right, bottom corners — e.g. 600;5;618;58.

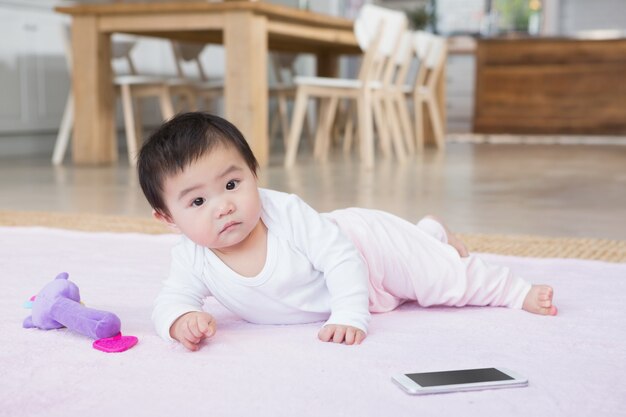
152;189;531;341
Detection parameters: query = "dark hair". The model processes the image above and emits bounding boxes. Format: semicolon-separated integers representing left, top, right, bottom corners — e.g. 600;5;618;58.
137;112;259;216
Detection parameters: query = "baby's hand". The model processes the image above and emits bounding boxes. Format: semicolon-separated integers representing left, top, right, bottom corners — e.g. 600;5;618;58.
318;324;366;345
170;311;217;351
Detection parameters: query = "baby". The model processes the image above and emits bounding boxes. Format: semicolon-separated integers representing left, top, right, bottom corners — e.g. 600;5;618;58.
138;112;557;351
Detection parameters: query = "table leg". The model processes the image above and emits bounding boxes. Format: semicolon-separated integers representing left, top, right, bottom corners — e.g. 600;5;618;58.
224;12;268;167
71;16;117;165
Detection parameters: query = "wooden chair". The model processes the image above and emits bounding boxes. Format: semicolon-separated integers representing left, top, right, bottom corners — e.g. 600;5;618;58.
372;29;416;160
284;4;408;168
170;41;223;113
343;31;417;159
268;53;312;149
411;31;447;150
52;31;181;166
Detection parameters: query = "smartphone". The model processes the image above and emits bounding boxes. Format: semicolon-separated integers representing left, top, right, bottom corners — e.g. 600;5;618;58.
392;367;528;395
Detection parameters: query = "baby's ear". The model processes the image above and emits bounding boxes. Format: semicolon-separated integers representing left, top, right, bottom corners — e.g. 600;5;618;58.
153;210;180;232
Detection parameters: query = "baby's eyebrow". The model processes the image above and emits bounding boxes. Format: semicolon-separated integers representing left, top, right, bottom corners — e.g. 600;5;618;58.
177;184;203;201
216;164;242;179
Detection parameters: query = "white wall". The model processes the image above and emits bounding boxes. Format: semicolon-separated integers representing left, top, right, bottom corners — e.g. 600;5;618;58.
560;0;626;34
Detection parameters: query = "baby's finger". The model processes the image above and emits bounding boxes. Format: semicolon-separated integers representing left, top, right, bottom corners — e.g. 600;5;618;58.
198;317;216;338
354;330;366;345
186;318;204;339
318;325;334;342
332;326;346;343
180;336;199;351
344;328;356;345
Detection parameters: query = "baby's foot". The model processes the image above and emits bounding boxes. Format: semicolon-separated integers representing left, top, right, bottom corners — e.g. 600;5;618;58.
522;285;558;316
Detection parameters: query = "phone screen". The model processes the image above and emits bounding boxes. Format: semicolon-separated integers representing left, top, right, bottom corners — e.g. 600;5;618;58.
406;368;514;387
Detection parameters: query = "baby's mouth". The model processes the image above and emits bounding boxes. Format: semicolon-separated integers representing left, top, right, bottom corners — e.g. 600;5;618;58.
219;221;240;234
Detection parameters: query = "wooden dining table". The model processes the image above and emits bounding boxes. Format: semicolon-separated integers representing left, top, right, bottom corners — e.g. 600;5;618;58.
55;1;361;166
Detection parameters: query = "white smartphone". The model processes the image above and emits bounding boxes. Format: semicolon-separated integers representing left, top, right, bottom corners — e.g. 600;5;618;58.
392;367;528;395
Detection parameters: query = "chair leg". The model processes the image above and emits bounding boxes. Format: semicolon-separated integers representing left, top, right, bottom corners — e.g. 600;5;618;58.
396;93;415;155
384;94;407;163
158;87;175;121
343;100;355;154
414;96;425;152
357;89;375;168
313;98;330;160
199;92;210;112
284;88;309;168
352;121;361;153
52;92;74;165
120;84;139;166
133;97;144;146
269;99;280;145
427;95;445;150
277;93;290;149
171;87;193;113
331;101;344;148
319;96;339;162
303;110;313;149
372;94;390;158
186;88;199;112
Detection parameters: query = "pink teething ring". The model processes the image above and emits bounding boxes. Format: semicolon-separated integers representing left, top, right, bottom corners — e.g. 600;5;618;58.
93;333;138;353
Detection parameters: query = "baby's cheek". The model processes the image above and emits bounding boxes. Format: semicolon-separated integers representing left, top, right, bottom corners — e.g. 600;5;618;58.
186;228;216;248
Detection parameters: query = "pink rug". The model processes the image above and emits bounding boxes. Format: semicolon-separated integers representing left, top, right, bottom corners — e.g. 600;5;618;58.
1;227;625;417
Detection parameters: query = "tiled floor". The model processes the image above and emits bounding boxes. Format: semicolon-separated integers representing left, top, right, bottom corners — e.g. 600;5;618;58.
1;142;624;240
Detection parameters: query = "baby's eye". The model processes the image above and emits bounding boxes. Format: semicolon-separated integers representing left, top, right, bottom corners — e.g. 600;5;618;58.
191;197;205;207
226;180;239;191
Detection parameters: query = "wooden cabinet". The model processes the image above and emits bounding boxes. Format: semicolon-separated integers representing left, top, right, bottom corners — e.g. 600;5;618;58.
473;37;626;135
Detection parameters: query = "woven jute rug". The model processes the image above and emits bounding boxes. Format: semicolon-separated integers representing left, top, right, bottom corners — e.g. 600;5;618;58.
1;210;624;263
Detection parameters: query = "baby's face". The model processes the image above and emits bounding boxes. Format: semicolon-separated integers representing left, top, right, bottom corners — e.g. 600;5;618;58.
158;144;262;250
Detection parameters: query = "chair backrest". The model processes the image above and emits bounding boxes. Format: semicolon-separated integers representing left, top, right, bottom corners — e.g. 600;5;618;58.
111;34;139;75
425;36;446;70
412;31;447;91
386;30;414;88
413;31;432;61
354;5;407;56
171;41;209;81
423;35;447;88
353;4;408;83
271;53;298;86
60;26;139;76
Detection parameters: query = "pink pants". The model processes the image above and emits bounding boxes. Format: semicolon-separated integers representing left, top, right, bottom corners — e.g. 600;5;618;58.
325;208;531;313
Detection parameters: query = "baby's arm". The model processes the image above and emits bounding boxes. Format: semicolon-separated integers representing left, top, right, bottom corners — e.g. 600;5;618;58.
320;263;370;345
153;240;214;349
274;192;371;342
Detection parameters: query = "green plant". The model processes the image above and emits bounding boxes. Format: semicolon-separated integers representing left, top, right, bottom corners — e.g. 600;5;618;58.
495;0;533;32
407;6;429;30
406;0;437;32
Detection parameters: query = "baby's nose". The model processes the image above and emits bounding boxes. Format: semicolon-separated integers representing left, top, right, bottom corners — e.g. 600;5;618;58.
217;202;235;217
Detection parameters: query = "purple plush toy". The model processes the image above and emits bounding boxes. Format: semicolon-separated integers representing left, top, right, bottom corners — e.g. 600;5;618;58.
23;272;121;340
